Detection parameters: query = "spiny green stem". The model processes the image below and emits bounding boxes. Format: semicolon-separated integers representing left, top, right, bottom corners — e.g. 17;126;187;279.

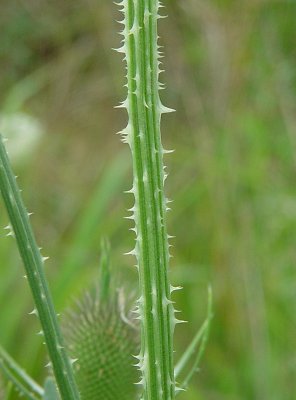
117;1;178;399
0;135;80;400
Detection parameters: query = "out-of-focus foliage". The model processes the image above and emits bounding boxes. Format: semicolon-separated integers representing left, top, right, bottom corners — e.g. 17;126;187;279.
0;1;296;399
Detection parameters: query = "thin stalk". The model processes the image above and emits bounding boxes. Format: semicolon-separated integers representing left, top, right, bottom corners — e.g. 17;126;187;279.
175;287;213;390
0;344;43;398
174;321;208;380
179;319;211;391
4;382;13;400
117;1;178;399
98;238;111;303
0;135;80;400
0;363;40;400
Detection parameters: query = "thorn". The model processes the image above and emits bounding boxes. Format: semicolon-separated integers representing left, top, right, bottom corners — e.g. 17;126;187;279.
163;148;175;154
124;248;137;256
124;214;135;220
112;45;126;54
29;308;38;317
124;186;135;194
174;317;187;325
160;104;176;114
170;285;183;293
6;231;15;238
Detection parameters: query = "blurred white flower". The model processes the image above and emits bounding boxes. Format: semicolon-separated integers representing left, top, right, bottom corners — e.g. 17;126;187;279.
0;112;43;163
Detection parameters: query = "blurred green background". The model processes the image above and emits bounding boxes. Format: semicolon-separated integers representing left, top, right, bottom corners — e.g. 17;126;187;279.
1;0;296;399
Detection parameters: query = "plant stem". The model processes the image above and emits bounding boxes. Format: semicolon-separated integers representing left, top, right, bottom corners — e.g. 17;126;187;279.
0;344;44;398
117;1;177;399
0;362;40;400
175;287;213;391
0;135;80;400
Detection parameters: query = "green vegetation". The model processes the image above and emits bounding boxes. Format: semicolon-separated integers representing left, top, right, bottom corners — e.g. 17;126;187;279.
1;1;296;399
0;135;80;399
117;0;177;398
1;1;208;398
63;240;140;400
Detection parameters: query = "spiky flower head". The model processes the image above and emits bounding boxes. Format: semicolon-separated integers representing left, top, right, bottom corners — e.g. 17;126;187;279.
63;240;140;400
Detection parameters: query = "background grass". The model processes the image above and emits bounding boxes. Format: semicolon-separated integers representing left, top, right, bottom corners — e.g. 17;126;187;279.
1;1;296;399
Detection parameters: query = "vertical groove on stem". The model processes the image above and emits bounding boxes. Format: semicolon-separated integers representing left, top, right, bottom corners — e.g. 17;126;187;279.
117;1;178;399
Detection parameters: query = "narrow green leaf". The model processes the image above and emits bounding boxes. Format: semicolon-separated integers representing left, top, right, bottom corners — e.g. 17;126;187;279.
4;381;13;400
0;344;43;398
0;362;40;400
98;238;111;303
174;322;208;380
176;287;213;392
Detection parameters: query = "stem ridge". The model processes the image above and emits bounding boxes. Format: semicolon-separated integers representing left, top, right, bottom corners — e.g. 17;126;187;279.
117;1;177;399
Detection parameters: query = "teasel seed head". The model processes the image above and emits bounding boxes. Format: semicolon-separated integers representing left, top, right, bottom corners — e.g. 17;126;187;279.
63;240;140;400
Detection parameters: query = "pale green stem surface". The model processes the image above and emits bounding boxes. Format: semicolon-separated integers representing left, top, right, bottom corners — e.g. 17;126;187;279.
0;135;80;400
117;1;178;399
